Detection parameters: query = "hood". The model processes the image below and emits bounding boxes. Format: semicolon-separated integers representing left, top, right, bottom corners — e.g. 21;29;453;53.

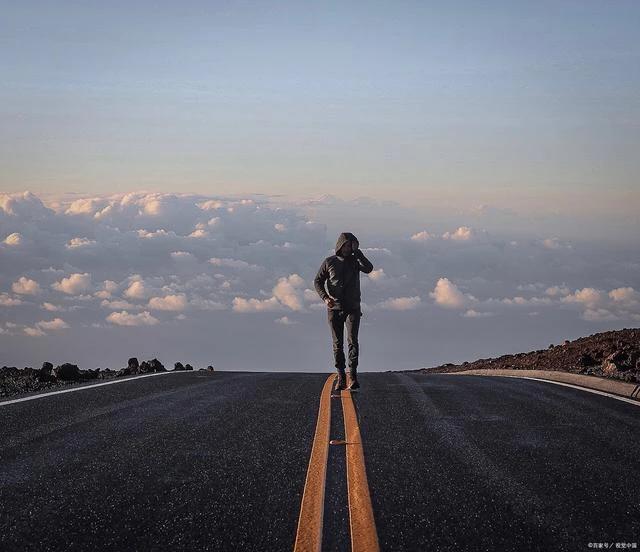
335;232;359;256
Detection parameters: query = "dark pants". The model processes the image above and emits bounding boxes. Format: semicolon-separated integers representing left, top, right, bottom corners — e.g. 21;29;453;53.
327;309;362;374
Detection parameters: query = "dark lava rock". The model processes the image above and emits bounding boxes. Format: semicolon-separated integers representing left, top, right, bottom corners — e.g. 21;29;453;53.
1;366;38;396
139;358;165;373
39;361;56;382
100;368;116;379
413;327;640;383
118;357;165;377
578;353;597;367
1;363;120;398
174;362;185;371
185;364;193;371
207;366;215;372
53;363;81;381
150;358;166;372
82;368;100;380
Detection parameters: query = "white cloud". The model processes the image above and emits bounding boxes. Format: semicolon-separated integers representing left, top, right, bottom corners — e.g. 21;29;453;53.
189;297;226;311
376;296;422;311
430;278;468;309
0;191;51;217
52;272;92;295
171;251;196;261
36;318;69;330
500;296;553;306
304;288;319;301
542;237;572;250
209;258;261;270
100;299;141;310
362;247;391;254
232;296;282;313
12;276;41;295
94;279;119;299
24;326;46;337
561;288;604;307
367;268;387;282
140;197;165;216
66;237;97;249
609;287;639;307
41;302;64;311
545;285;570;297
3;232;23;246
233;274;307;313
65;197;107;216
0;293;23;306
189;228;209;238
272;274;306;312
197;199;224;211
410;230;433;241
463;309;495;318
106;310;159;326
442;226;475;241
123;278;151;300
137;228;175;239
582;308;617;322
275;316;297;325
148;294;188;311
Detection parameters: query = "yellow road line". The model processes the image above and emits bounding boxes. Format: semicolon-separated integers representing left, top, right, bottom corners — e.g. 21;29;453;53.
341;388;380;552
293;374;336;552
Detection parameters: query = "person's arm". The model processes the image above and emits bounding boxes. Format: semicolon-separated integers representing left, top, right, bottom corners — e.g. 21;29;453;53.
314;259;330;302
355;248;374;274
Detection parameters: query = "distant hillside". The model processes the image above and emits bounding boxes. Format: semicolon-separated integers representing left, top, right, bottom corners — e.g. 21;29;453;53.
413;328;640;383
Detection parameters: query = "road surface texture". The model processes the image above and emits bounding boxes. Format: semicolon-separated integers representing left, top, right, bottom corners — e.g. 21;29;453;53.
1;371;639;551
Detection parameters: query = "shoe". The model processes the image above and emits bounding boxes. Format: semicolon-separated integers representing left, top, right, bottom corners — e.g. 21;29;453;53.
336;371;347;390
348;372;360;390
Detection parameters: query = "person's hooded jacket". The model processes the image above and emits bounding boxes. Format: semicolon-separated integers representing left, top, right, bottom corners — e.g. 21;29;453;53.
314;232;374;313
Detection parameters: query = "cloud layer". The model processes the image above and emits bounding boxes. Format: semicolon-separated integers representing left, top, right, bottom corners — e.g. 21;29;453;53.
1;190;639;370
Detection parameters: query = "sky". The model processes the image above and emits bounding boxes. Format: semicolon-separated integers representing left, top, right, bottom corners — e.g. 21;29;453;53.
1;2;639;371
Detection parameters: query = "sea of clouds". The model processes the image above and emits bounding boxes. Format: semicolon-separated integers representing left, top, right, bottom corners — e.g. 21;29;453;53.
1;190;639;371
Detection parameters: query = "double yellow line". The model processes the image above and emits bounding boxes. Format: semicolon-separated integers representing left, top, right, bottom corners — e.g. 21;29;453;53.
294;374;380;552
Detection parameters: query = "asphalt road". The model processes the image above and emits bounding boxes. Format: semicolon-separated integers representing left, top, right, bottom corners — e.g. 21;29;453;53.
1;371;639;551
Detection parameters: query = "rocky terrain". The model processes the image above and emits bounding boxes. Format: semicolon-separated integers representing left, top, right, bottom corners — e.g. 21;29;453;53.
414;328;640;383
0;358;216;398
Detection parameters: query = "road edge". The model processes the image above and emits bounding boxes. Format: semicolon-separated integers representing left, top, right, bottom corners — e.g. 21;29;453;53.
0;371;186;407
440;369;640;406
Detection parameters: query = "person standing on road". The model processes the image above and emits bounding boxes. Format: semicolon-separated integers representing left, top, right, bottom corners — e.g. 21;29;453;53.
314;232;374;390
